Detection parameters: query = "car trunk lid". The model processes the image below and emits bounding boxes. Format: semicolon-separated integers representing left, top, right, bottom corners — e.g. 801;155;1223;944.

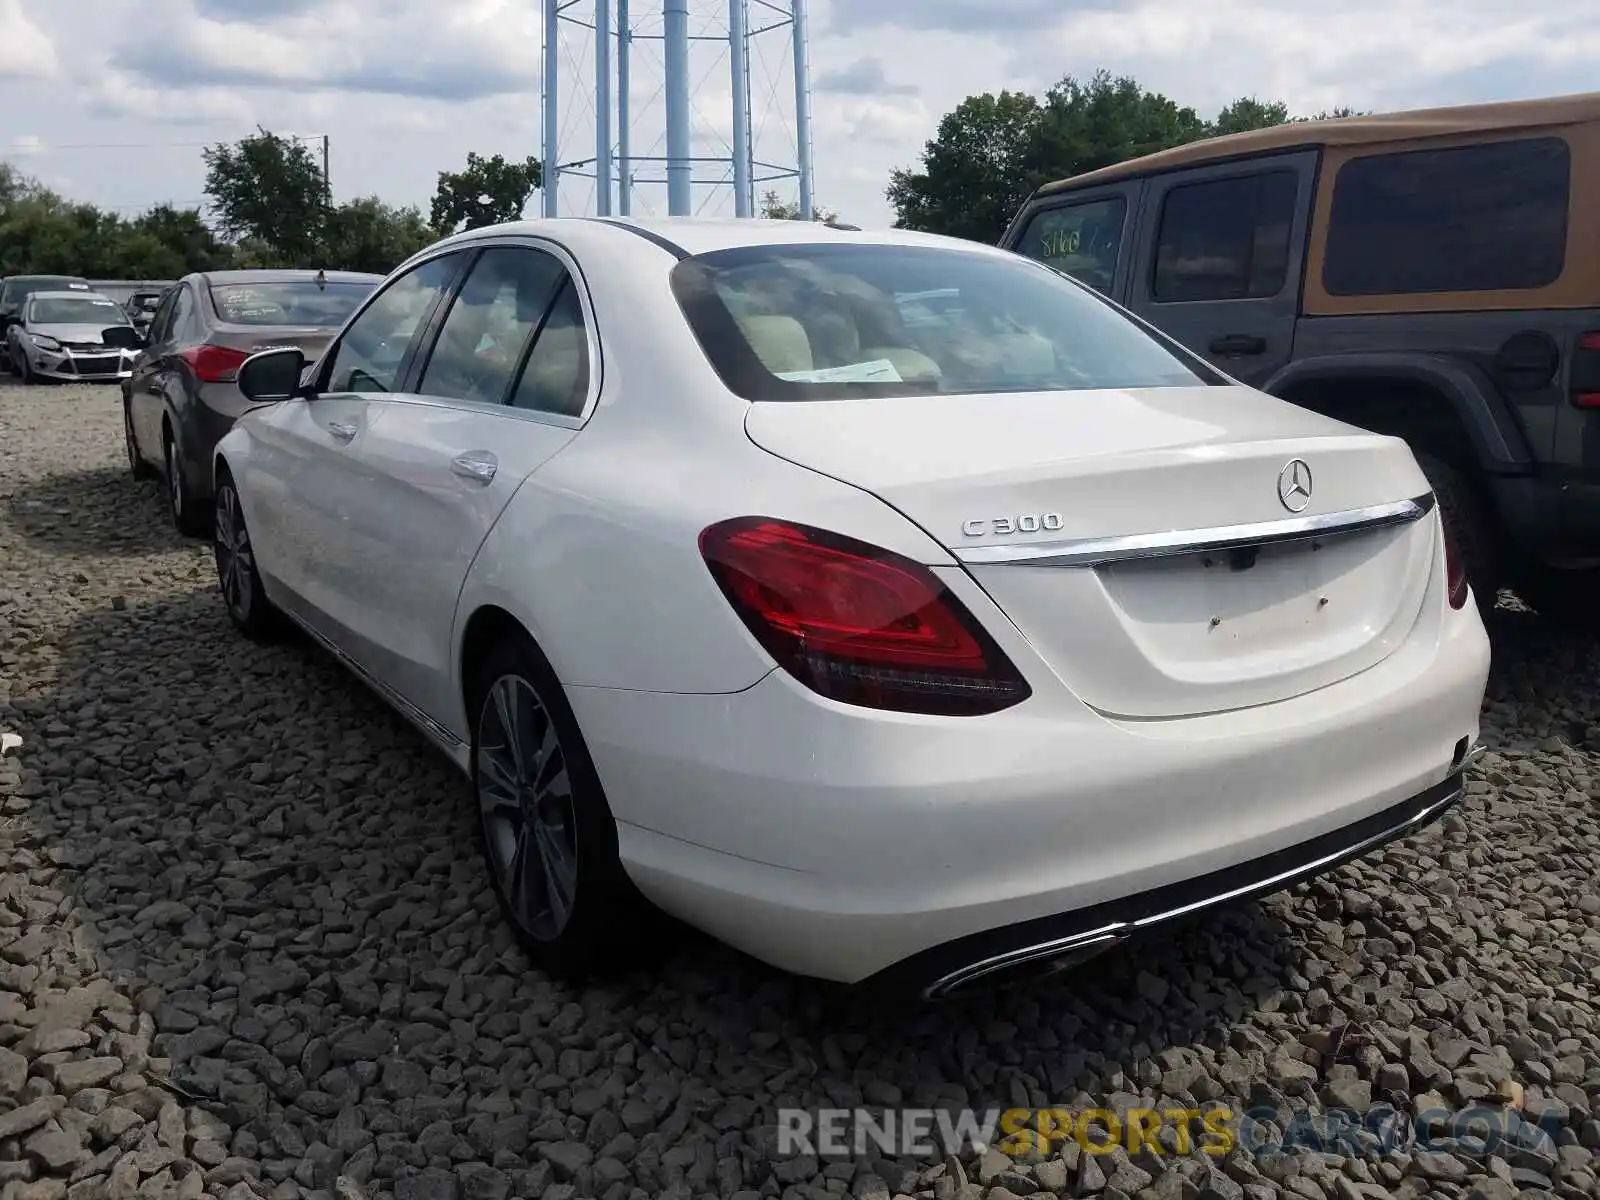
209;323;339;360
743;385;1439;718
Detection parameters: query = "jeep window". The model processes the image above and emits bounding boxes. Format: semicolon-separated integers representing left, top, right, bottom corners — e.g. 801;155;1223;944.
1011;197;1126;295
1152;171;1298;302
1323;137;1570;296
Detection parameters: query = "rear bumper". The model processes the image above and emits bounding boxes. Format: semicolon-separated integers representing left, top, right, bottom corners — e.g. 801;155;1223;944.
573;573;1490;987
872;761;1471;997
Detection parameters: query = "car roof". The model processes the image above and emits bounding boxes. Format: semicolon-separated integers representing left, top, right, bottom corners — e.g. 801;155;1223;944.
1038;90;1600;195
197;269;386;285
431;215;1010;262
10;274;88;283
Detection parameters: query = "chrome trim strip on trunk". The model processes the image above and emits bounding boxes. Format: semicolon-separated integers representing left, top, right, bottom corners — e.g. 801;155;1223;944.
923;766;1464;999
954;492;1436;568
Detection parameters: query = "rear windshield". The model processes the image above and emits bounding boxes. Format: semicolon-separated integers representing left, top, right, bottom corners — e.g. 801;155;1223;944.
28;296;129;325
669;242;1215;401
209;281;376;327
3;278;88;305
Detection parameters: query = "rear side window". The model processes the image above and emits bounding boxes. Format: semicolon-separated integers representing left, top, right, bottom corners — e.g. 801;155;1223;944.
1153;171;1299;302
671;241;1218;402
146;291;178;343
417;246;567;406
1011;197;1126;295
169;287;196;341
1323;137;1570;296
510;281;591;417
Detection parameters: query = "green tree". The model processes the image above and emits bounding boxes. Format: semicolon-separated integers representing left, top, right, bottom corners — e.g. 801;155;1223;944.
124;205;231;274
1211;96;1292;136
887;89;1045;243
202;127;328;262
888;71;1357;242
430;152;542;235
323;197;437;273
758;189;839;223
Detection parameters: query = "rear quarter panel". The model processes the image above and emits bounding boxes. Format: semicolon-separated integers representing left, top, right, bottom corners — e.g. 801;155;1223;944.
448;235;956;732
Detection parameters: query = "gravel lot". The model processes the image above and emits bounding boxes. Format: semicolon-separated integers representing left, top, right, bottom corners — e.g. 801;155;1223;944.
3;382;1600;1200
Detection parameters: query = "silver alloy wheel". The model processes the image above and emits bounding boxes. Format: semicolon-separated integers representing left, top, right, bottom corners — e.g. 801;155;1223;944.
476;673;579;941
214;483;253;620
166;439;183;519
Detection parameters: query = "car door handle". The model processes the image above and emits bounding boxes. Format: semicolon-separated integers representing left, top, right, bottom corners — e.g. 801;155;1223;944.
450;451;498;483
1209;333;1268;357
327;422;358;443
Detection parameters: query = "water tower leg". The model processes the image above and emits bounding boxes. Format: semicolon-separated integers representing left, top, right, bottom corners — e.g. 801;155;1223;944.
542;0;559;216
729;0;752;217
618;0;631;216
596;0;612;215
664;0;692;215
791;0;813;219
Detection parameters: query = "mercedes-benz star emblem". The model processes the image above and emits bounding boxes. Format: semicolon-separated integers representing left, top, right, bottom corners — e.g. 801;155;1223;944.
1277;458;1313;513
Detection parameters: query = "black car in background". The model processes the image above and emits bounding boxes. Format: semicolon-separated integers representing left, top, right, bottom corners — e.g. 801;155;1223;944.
124;268;384;534
0;275;92;368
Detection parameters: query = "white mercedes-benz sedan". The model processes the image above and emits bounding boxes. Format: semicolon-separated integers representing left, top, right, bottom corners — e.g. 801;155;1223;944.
212;217;1490;998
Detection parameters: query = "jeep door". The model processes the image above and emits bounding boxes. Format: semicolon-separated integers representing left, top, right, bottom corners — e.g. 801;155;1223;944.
1002;182;1144;304
1123;151;1318;388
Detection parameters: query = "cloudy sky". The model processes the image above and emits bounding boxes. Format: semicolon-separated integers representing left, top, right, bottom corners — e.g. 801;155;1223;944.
1;0;1596;233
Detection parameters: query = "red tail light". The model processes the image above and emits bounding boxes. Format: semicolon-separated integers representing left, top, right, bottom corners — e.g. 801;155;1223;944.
699;517;1031;716
180;344;251;384
1572;331;1600;408
1440;513;1469;610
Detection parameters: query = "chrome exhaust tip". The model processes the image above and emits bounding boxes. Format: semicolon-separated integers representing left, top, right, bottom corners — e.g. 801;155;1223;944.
923;931;1128;1001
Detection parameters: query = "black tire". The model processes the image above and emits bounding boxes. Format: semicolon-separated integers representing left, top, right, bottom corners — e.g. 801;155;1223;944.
124;396;155;480
467;634;645;978
163;425;208;537
15;352;33;386
213;470;282;642
1415;453;1500;617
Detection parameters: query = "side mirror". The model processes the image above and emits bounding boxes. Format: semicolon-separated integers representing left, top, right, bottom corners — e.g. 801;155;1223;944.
237;347;308;403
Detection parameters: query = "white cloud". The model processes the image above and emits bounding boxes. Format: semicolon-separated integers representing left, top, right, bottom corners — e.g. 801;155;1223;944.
0;0;60;80
0;0;1595;231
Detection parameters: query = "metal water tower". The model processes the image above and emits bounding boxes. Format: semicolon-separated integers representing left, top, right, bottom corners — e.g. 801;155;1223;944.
539;0;815;219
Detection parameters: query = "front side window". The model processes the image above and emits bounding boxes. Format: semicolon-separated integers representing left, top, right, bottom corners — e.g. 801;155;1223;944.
27;296;130;325
1011;197;1127;295
418;247;566;405
672;242;1217;403
210;281;377;327
324;255;461;394
1153;171;1299;302
1323;137;1570;296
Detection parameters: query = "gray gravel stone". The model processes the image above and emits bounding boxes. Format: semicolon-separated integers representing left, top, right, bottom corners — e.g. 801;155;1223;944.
1;383;1599;1200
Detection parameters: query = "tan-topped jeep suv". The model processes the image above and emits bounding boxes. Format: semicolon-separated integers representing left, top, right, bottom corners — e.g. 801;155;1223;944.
1001;92;1600;625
